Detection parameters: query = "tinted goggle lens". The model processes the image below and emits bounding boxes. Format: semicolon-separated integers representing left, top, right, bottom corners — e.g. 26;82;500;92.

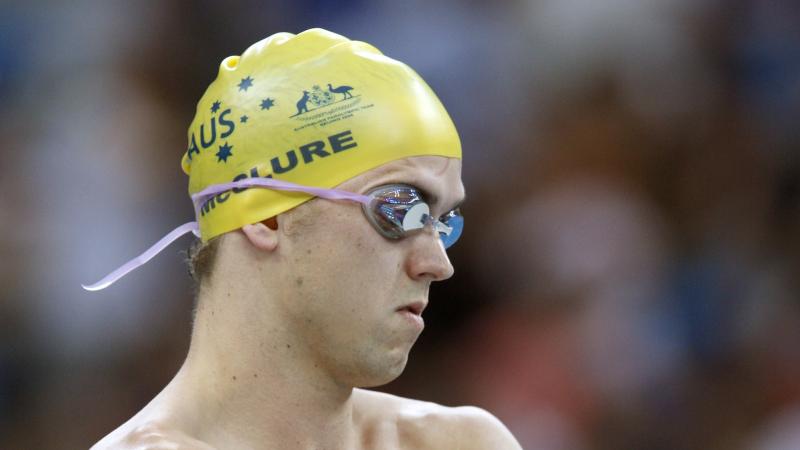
438;209;463;249
363;185;463;248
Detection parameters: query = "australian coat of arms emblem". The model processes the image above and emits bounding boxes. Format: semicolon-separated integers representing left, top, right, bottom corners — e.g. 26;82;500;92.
292;83;356;117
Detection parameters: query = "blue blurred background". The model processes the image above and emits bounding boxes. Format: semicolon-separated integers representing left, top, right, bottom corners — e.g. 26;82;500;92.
1;1;799;449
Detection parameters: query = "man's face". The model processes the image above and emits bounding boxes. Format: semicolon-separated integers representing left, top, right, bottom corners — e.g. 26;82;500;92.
273;155;464;387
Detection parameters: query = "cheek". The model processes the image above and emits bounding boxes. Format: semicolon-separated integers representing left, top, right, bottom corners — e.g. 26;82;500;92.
285;229;406;358
286;213;403;315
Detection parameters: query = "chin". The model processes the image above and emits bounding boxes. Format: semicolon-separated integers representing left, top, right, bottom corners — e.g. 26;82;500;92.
354;351;409;388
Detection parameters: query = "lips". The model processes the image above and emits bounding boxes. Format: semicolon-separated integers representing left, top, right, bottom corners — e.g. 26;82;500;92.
397;301;427;316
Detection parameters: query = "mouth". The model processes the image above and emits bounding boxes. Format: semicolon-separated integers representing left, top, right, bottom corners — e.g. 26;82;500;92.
397;301;426;316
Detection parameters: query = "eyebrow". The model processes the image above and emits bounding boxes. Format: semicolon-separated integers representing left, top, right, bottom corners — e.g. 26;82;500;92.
444;193;466;213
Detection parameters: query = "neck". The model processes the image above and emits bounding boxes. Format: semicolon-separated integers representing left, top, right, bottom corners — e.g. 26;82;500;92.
166;284;359;450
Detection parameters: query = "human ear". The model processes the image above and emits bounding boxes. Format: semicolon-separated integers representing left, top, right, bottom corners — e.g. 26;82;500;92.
241;221;278;252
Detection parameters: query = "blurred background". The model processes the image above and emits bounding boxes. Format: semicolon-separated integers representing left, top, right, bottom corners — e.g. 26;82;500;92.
1;0;799;448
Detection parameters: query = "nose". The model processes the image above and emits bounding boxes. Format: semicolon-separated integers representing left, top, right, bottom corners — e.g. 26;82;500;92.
405;226;455;282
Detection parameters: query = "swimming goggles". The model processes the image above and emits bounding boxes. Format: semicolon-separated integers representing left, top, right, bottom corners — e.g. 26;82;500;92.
82;177;463;291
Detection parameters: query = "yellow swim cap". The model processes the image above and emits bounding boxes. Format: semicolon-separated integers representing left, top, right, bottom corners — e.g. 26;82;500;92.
183;28;462;242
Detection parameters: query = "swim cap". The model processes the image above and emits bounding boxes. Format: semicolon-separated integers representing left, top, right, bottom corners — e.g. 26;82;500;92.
184;28;461;242
82;28;461;291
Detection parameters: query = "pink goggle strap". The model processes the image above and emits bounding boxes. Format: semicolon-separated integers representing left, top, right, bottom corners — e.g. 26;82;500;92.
81;221;201;291
82;178;372;292
190;177;371;215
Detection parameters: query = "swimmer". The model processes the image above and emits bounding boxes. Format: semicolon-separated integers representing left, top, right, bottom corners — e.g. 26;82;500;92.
87;29;521;449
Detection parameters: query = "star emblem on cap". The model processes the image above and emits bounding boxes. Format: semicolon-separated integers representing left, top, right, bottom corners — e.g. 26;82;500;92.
260;98;275;110
238;76;254;92
216;142;233;163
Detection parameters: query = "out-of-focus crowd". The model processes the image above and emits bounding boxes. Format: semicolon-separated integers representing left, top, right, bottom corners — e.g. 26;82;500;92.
1;1;798;449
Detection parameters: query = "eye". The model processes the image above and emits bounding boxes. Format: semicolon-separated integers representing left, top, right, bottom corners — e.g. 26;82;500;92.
401;202;430;231
364;185;428;239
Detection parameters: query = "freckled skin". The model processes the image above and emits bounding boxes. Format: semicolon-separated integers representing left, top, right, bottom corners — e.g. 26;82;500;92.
91;156;521;450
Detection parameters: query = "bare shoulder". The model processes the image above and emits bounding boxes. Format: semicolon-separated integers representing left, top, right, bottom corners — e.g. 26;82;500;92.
354;389;522;450
91;417;216;450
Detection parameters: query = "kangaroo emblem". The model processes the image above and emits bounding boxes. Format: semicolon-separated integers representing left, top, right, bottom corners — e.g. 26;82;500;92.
327;83;354;99
295;90;310;115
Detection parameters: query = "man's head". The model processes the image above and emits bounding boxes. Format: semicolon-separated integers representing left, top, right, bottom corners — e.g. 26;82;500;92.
86;28;464;386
